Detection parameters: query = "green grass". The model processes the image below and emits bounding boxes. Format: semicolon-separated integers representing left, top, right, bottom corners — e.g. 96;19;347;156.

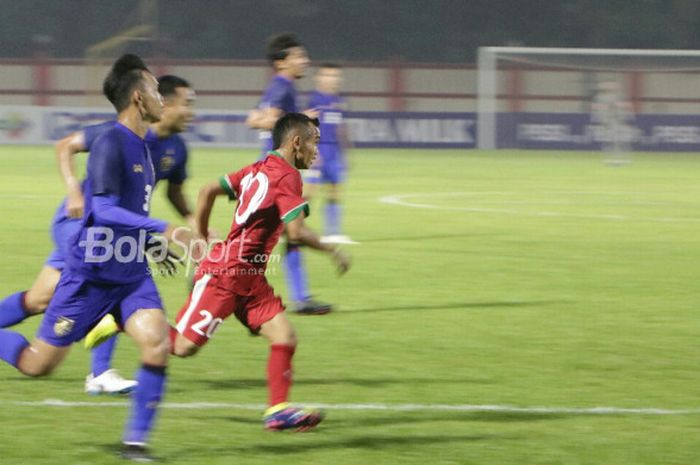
0;146;699;464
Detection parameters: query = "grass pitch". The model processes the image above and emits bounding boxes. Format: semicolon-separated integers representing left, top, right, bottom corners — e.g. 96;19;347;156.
0;146;699;464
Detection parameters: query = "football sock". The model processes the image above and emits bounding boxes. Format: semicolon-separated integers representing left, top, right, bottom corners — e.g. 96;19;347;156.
90;334;118;377
123;364;166;445
0;291;30;328
0;329;29;368
325;199;341;236
267;344;295;406
284;244;309;302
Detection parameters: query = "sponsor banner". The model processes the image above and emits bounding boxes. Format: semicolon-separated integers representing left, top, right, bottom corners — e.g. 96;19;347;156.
501;113;700;151
0;106;477;149
3;105;700;151
345;112;476;148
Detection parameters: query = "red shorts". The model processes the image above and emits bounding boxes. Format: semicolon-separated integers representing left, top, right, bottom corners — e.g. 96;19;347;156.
175;268;285;346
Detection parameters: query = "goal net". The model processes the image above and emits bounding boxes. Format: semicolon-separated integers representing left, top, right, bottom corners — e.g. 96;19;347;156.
476;47;700;152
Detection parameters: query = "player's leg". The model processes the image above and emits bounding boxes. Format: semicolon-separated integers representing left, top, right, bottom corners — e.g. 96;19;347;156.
324;182;342;237
320;158;355;244
118;278;170;459
85;335;136;395
0;265;60;328
0;272;114;377
247;285;323;431
171;273;236;357
0;332;70;376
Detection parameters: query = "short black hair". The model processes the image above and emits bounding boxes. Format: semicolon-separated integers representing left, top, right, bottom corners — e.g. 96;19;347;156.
102;54;150;112
267;33;302;63
157;75;191;98
272;112;319;150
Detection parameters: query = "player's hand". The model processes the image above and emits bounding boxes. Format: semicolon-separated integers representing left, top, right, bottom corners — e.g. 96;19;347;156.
66;189;85;218
145;237;183;276
331;248;351;275
304;108;320;120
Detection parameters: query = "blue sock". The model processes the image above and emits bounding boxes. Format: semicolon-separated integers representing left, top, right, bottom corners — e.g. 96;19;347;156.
0;328;29;368
123;364;166;445
284;244;309;303
325;200;341;236
0;291;29;328
91;335;118;377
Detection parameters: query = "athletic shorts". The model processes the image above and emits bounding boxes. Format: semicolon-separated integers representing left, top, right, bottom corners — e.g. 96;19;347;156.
175;268;285;346
45;206;81;271
36;271;163;346
304;144;345;185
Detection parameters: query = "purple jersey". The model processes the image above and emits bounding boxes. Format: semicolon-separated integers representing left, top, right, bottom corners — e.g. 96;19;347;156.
256;75;298;154
307;91;345;145
85;121;188;185
67;123;158;284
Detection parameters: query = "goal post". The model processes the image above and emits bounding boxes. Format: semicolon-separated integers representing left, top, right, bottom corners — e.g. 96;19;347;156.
476;46;700;151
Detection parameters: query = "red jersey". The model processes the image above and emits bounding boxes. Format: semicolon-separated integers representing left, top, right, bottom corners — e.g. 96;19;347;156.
200;152;309;276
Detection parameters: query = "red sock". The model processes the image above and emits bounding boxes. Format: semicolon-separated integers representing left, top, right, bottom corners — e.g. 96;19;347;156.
267;344;296;406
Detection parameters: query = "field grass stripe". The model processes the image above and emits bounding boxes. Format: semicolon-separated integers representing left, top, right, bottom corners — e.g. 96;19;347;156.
2;399;699;415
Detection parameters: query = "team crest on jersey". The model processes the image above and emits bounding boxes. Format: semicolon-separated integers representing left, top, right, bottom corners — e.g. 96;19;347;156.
160;156;174;173
133;164;144;173
53;317;75;337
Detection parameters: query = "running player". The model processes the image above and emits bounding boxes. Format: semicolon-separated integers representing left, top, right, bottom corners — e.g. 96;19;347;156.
246;33;331;315
304;63;356;244
175;112;350;430
0;75;196;395
0;54;189;462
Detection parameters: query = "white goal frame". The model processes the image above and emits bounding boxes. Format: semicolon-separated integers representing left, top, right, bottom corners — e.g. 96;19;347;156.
476;46;700;150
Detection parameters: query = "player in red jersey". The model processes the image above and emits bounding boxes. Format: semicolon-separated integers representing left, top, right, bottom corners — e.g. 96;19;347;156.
173;112;350;430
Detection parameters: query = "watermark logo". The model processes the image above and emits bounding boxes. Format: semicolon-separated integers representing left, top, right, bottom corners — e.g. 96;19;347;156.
78;226;280;277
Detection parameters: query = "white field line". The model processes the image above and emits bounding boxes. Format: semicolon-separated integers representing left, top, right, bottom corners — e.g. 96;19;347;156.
1;399;699;415
378;192;700;223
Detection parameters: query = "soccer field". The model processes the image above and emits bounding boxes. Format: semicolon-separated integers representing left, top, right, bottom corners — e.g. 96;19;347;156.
1;146;699;464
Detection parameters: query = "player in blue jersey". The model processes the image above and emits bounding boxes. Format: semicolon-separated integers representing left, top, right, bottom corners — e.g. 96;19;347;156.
0;54;189;462
304;63;356;245
246;33;332;315
0;75;196;396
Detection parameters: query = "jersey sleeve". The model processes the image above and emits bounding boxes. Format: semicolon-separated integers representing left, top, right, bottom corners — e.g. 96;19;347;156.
219;169;245;201
263;81;290;111
276;173;309;223
307;91;322;110
88;132;123;196
168;140;188;185
83;121;115;151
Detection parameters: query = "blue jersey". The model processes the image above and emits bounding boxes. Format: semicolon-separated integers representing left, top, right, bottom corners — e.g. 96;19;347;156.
47;122;188;272
256;75;298;154
307;91;345;145
68;123;157;284
87;121;188;185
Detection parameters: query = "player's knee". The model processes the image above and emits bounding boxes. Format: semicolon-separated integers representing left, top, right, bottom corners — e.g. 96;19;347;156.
23;291;49;314
270;325;297;346
137;332;170;365
21;359;56;377
172;337;200;358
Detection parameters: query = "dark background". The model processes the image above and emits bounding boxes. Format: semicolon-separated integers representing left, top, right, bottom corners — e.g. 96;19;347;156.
2;0;700;62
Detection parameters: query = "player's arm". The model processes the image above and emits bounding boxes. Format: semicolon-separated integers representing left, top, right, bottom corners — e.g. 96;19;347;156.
166;181;194;223
246;106;284;130
194;177;234;240
285;213;350;274
55;130;87;218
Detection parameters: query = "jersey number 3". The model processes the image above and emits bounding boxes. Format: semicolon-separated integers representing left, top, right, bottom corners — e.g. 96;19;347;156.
235;172;269;225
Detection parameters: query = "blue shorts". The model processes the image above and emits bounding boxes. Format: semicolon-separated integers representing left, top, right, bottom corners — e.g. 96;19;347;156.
305;145;345;185
36;272;163;346
45;205;81;271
